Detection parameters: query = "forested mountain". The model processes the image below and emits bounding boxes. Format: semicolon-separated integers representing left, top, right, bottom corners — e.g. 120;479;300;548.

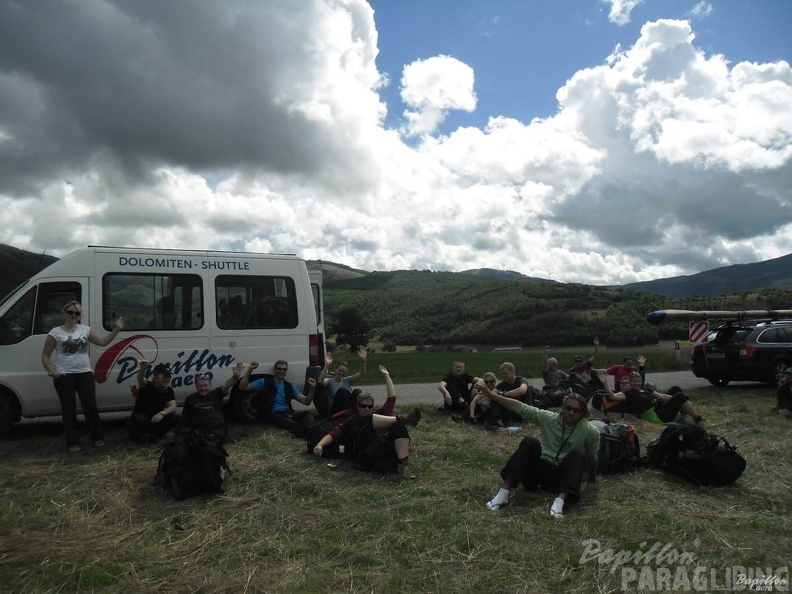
318;269;792;347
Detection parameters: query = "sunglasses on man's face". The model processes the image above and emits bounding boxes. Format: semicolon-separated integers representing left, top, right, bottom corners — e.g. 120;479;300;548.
358;403;374;409
275;367;288;372
563;405;582;413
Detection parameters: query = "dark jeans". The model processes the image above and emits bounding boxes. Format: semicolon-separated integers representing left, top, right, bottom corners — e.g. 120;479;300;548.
271;410;315;438
127;412;179;441
53;372;103;447
441;385;471;412
500;436;586;504
654;392;689;422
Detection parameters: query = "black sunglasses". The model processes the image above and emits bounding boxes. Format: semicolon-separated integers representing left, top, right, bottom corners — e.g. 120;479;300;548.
563;405;582;413
485;380;496;385
65;310;81;316
275;367;288;372
357;403;374;409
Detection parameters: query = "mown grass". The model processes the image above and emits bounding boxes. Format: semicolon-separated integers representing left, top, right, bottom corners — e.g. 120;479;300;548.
1;386;789;593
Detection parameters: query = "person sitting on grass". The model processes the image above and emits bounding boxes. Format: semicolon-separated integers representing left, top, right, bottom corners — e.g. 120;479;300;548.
437;360;483;413
174;363;244;442
312;366;421;478
775;366;792;419
315;348;368;417
481;386;601;518
127;360;178;443
569;337;600;376
601;372;703;424
239;360;316;438
456;371;498;425
541;346;569;388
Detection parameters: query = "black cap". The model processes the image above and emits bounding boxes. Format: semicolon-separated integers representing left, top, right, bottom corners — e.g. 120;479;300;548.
152;363;172;376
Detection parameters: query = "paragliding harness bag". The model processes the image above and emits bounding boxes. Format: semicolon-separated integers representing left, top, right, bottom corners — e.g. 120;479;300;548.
155;429;231;499
646;424;746;487
590;419;641;473
305;414;350;459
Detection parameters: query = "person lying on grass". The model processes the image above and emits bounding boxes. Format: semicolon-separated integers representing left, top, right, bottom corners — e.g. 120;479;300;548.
601;371;703;424
480;385;601;519
312;365;421;478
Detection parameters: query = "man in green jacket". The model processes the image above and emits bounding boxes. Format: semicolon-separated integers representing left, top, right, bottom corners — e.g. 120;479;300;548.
482;385;601;518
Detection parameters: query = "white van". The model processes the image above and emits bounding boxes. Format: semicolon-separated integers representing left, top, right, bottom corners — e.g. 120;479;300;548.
0;246;325;435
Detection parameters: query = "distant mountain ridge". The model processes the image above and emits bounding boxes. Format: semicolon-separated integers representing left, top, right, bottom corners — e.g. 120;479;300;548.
620;253;792;297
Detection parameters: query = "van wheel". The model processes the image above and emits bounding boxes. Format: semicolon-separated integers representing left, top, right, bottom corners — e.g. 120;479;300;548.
230;385;258;423
0;398;13;436
708;378;730;386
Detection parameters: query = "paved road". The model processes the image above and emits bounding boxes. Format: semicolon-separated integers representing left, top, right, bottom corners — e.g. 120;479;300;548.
352;371;722;407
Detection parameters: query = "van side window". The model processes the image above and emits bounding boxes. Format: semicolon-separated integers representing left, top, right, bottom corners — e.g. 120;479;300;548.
216;275;298;330
34;283;83;336
103;274;203;331
1;287;37;344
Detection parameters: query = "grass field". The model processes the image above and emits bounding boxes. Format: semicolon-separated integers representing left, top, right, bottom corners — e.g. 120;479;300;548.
0;383;789;593
345;343;692;384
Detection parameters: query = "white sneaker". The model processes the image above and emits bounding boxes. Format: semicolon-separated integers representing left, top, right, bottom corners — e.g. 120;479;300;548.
486;499;508;511
549;508;564;519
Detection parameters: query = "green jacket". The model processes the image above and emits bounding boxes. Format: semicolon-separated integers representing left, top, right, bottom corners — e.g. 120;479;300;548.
516;403;600;476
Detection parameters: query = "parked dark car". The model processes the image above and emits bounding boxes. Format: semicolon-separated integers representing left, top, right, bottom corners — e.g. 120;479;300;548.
691;320;792;386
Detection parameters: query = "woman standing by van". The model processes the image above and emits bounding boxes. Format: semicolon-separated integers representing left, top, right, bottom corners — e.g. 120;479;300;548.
41;301;126;452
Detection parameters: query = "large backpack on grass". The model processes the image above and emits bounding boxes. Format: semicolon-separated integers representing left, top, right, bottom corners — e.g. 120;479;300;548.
155;429;230;500
646;424;746;487
590;419;641;473
305;415;351;459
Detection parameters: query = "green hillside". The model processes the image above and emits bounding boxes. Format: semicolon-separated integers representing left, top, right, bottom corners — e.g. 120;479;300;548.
321;269;792;348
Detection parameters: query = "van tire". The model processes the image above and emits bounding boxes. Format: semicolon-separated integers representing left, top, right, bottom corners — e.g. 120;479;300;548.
230;373;272;423
708;377;730;386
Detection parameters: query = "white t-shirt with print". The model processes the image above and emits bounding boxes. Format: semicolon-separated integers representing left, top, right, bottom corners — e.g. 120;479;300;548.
48;324;93;374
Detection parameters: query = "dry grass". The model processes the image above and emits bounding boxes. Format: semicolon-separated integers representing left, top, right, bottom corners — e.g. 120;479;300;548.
0;386;790;593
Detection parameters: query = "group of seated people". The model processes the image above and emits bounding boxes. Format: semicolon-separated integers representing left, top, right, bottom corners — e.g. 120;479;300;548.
129;342;718;512
131;349;422;489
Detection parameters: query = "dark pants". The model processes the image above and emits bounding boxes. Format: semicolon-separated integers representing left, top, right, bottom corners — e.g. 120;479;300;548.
500;436;586;504
441;385;471;412
654;392;689;422
53;372;103;447
271;410;315;438
127;412;179;441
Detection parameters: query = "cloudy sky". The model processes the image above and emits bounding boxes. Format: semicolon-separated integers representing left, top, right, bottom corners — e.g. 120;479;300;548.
1;0;790;285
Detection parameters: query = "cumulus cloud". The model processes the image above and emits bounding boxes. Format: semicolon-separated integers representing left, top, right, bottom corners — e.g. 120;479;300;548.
0;2;790;286
603;0;645;26
400;55;477;136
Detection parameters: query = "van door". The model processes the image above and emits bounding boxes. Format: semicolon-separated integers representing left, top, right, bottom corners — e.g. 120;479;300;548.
0;280;84;416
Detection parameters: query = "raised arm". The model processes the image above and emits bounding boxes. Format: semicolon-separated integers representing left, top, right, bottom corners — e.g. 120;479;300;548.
319;353;332;387
599;371;626;402
137;359;150;389
239;361;259;391
295;377;316;405
89;316;127;347
347;347;368;383
220;362;244;396
380;365;396;399
589;336;600;364
478;383;525;415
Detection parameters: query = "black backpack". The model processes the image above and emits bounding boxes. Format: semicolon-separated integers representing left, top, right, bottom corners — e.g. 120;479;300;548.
590;419;641;473
155;429;231;500
646;424;746;487
306;415;351;459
